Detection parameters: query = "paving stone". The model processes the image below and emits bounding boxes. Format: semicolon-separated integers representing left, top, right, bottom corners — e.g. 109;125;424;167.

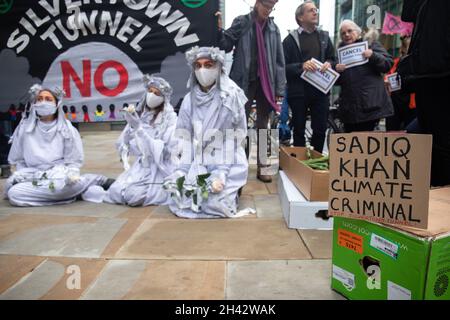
253;195;282;219
0;215;126;258
226;260;345;300
81;260;147;300
124;260;225;300
0;260;65;300
116;219;311;260
298;230;333;259
241;180;269;196
148;206;178;220
0;201;128;218
0;255;45;294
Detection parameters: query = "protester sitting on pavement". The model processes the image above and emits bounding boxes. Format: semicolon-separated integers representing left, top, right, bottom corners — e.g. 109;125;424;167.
4;84;111;207
335;22;394;133
164;46;249;219
103;75;179;207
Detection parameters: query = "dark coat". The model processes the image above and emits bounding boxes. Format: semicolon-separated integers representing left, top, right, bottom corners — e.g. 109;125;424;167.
217;12;286;97
336;40;394;124
401;0;450;77
282;29;336;98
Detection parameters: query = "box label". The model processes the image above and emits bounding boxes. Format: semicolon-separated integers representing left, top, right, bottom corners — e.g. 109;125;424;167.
333;265;355;291
388;281;412;300
338;229;363;254
370;233;399;259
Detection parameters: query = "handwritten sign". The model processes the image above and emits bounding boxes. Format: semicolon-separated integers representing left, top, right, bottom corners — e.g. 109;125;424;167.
301;58;340;94
338;41;369;68
387;73;402;92
329;133;433;229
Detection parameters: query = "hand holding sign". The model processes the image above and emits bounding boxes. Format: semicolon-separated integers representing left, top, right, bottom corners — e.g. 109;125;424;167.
338;41;369;68
301;58;340;94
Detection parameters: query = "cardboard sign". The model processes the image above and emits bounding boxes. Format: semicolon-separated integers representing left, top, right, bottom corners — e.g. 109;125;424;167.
301;58;340;94
338;41;369;68
387;73;402;92
328;133;433;229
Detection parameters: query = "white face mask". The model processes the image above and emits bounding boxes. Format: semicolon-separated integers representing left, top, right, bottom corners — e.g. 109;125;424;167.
34;101;57;117
146;92;165;109
195;67;219;88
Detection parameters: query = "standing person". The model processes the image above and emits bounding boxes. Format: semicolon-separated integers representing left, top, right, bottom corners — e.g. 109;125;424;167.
385;36;416;131
104;75;178;207
164;46;248;219
217;0;286;183
335;22;394;133
4;84;112;207
400;0;450;187
282;1;336;153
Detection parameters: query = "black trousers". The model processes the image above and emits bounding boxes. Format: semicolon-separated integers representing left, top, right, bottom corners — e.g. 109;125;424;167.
415;76;450;187
344;120;379;133
288;86;329;153
245;81;272;167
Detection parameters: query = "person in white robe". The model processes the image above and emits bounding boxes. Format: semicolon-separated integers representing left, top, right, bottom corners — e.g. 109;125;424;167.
4;84;110;207
104;75;178;207
163;46;250;219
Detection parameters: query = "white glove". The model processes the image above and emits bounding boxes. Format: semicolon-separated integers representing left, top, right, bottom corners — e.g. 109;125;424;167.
123;104;141;129
10;171;30;184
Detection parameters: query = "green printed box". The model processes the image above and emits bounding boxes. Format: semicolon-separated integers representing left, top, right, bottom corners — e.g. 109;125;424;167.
331;188;450;300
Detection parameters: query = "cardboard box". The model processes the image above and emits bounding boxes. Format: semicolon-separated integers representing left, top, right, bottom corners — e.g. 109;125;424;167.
331;188;450;300
328;133;432;229
279;146;329;202
278;171;332;230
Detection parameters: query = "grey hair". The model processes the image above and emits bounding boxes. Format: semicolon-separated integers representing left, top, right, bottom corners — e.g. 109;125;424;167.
295;1;315;26
339;19;362;38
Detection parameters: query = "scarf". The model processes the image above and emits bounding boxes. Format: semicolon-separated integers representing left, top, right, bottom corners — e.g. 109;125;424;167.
255;19;280;113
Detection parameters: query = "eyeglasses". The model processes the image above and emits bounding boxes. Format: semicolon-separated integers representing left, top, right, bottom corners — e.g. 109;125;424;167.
307;8;319;14
259;3;276;13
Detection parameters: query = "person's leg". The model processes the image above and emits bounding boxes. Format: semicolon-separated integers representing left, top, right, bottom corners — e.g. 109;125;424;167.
288;96;307;147
254;83;273;182
309;95;329;153
244;82;257;160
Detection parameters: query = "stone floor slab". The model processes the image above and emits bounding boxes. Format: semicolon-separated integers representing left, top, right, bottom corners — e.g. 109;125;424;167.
0;255;45;294
241;180;270;196
298;230;333;259
226;260;345;300
124;260;225;300
0;200;129;218
81;260;147;300
253;195;283;219
0;215;126;258
116;219;311;260
0;259;65;300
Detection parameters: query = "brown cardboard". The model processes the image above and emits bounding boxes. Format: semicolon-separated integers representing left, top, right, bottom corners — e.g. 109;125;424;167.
328;133;433;229
387;187;450;238
279;147;329;202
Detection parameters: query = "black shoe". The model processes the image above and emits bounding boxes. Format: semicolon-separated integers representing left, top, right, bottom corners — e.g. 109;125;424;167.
102;178;116;191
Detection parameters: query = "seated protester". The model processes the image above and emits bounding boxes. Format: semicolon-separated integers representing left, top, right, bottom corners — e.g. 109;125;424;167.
104;75;178;207
164;46;249;219
5;84;111;207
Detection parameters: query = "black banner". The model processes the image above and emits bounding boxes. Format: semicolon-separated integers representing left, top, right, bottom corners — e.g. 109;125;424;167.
0;0;219;122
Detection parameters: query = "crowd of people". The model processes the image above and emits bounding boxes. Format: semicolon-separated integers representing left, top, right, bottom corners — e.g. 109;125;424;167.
2;0;449;217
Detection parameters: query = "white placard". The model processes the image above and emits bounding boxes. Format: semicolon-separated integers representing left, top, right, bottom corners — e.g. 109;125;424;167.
332;265;355;290
388;281;412;300
301;58;340;94
387;73;402;92
338;41;369;68
370;233;399;259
